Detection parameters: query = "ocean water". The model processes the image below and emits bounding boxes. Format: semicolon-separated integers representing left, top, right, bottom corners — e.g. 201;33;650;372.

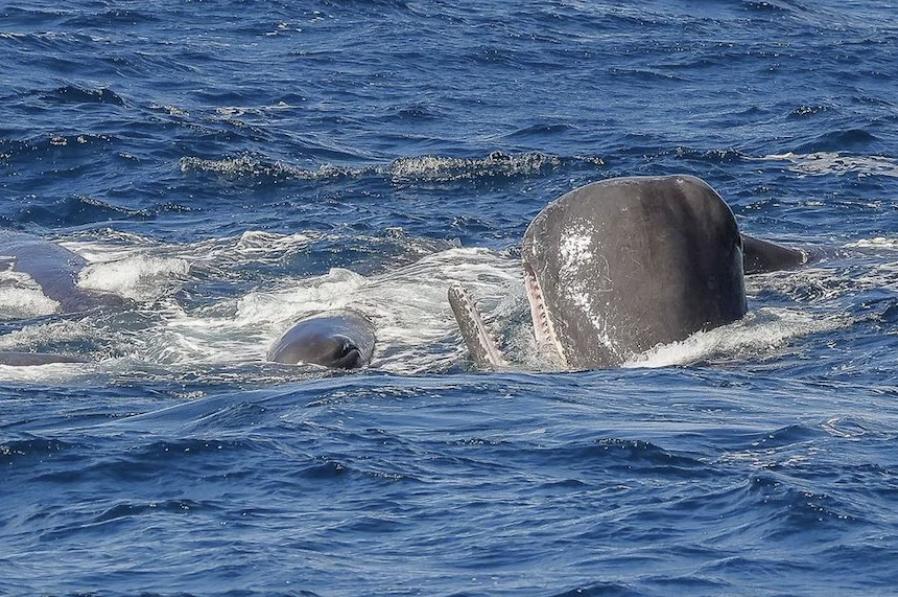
2;0;898;594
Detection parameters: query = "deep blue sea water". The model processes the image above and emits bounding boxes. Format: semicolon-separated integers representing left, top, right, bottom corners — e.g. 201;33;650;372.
2;1;898;594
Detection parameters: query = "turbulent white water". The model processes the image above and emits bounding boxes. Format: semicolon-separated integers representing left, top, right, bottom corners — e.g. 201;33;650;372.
623;308;848;368
0;230;892;382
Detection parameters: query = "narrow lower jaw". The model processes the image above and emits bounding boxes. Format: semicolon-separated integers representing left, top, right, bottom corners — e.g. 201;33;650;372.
523;261;567;367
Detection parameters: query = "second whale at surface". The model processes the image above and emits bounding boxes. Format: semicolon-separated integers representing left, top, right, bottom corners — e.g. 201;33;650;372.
267;310;377;369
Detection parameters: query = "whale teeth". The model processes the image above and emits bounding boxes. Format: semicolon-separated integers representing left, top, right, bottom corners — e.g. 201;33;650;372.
448;284;506;368
522;260;566;367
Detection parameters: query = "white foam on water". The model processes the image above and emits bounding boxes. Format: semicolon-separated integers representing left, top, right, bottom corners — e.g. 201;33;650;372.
1;226;884;383
179;155;366;180
0;270;60;319
78;255;190;301
756;152;898;177
845;237;898;251
142;248;522;374
78;256;190;301
64;233;191;301
178;151;603;184
234;230;314;254
0;319;94;350
623;308;848;368
61;233;152;263
388;152;562;181
742;248;898;300
746;266;854;302
0;362;95;383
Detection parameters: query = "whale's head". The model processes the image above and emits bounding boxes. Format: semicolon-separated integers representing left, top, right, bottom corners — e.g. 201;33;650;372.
521;175;746;369
267;311;376;369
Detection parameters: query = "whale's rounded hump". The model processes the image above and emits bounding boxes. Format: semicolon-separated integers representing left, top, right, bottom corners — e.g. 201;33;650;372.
522;175;747;368
267;310;376;369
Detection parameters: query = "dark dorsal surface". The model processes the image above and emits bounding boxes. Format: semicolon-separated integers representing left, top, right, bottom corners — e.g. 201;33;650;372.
741;234;807;275
0;230;124;313
522;175;747;369
267;310;377;369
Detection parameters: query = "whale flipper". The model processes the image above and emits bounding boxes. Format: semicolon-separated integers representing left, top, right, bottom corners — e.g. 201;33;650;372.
741;234;808;275
448;285;505;369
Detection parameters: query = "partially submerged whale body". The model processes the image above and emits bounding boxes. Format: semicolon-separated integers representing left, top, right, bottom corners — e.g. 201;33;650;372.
0;351;90;366
0;230;125;314
267;310;376;369
0;230;127;366
450;175;806;370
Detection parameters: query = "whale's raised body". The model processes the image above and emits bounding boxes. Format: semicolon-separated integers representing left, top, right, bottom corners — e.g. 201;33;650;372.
450;175;806;369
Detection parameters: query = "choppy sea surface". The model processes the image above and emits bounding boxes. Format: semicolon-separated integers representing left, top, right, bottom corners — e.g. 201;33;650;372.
2;1;898;594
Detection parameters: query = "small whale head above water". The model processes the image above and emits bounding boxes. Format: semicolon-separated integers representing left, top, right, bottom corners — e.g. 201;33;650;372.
267;310;376;369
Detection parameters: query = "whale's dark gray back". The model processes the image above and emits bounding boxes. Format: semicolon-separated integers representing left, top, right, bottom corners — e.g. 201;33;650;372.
0;230;125;313
522;175;747;368
267;311;376;369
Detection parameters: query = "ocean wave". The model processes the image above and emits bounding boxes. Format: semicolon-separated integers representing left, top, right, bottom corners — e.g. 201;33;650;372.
39;85;125;106
673;147;747;163
61;8;159;27
16;196;152;227
750;257;898;301
233;230;316;256
742;0;800;13
0;134;116;164
179;151;604;184
0;360;94;383
0;270;60;319
789;104;830;118
793;129;879;153
0;438;73;463
388;151;565;181
845;237;898;250
0;319;95;350
757;152;898;177
178;155;365;181
747;266;857;302
581;437;708;471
